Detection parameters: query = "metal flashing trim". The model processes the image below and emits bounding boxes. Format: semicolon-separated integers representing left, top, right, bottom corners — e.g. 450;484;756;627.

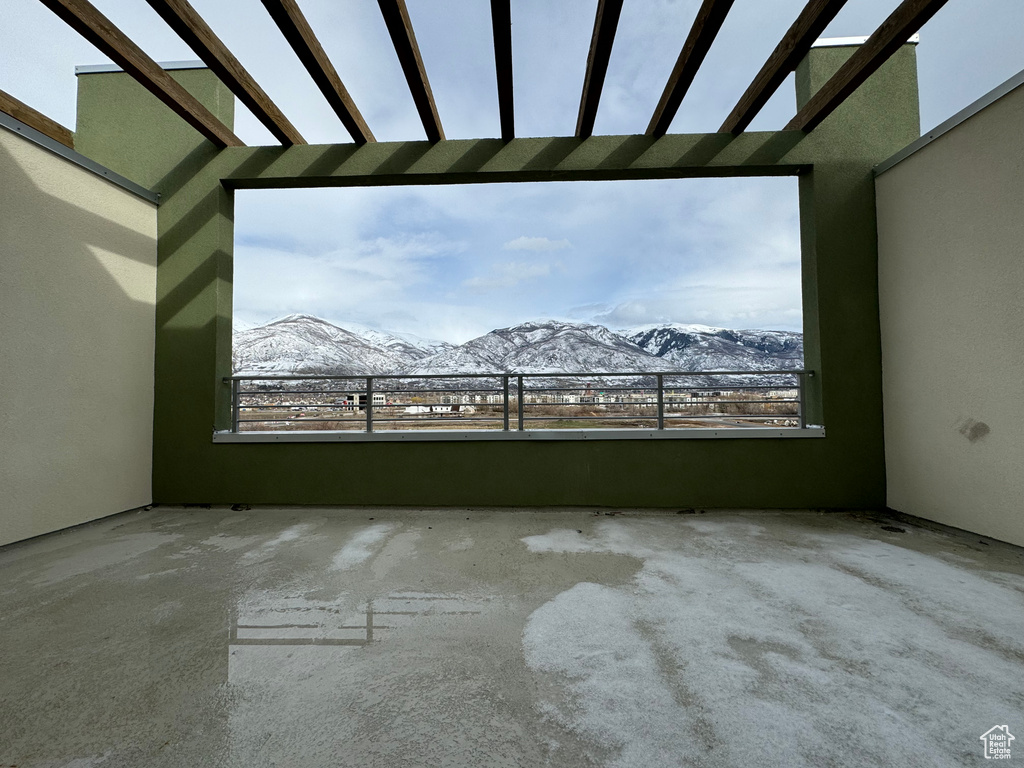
75;59;207;75
213;427;827;443
0;112;159;203
875;66;1024;176
812;34;919;48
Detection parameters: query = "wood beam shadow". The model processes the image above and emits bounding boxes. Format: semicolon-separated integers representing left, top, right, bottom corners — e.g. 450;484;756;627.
288;144;360;182
223;146;290;186
521;138;580;172
595;135;658;171
446;139;508;175
158;186;223;267
0;142;157;264
670;132;735;168
154;143;222;196
155;248;223;328
273;142;429;184
738;131;806;167
365;141;435;179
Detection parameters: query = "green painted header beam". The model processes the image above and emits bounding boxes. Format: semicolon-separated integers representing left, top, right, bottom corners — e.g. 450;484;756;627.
212;131;810;191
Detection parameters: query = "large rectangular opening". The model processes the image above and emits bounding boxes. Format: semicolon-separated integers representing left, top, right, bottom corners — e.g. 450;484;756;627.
226;177;809;438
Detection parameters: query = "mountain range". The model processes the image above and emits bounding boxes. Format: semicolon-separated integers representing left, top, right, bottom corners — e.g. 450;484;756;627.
233;314;803;382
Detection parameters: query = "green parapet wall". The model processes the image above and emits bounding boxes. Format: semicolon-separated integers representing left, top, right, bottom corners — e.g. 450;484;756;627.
74;44;919;508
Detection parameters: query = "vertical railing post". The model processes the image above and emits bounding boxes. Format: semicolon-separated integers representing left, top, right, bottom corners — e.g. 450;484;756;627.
502;375;510;431
796;372;805;428
366;376;374;433
516;376;524;431
231;378;240;433
656;374;664;430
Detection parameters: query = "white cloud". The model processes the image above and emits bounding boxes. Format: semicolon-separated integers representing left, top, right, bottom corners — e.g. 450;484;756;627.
503;236;571;252
234;234;449;323
462;261;553;292
592;253;805;332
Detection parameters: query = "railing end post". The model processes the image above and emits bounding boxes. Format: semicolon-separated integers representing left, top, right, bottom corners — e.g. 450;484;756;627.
366;376;374;433
502;375;510;431
797;371;806;429
656;373;665;430
516;375;524;432
230;378;240;433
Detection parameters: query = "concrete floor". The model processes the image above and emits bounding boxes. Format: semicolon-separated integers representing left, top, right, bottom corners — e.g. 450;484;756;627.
1;507;1022;767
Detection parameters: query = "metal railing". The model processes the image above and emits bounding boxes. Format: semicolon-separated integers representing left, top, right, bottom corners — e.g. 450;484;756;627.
224;370;812;434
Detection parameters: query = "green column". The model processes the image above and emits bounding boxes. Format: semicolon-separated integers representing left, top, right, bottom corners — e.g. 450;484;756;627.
76;67;236;499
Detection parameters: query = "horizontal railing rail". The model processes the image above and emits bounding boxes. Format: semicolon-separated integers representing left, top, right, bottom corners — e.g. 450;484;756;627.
223;369;813;436
225;369;804;380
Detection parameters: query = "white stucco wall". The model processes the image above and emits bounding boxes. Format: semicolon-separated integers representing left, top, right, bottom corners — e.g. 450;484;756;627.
0;128;157;546
876;82;1024;547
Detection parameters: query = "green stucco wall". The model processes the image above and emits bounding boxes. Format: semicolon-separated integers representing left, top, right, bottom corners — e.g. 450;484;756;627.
75;46;920;508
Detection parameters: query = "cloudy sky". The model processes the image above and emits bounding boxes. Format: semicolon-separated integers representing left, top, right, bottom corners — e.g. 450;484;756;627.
3;0;1023;342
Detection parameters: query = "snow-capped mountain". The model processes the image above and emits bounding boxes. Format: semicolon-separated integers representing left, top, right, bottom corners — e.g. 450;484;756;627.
338;321;455;361
232;315;804;381
232;314;406;375
625;324;803;372
403;320;667;376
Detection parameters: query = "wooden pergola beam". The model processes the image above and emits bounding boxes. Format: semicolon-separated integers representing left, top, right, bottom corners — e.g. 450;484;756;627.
0;88;75;148
489;0;514;141
576;0;624;139
378;0;445;142
37;0;242;148
646;0;735;137
261;0;374;144
145;0;304;146
786;0;949;132
720;0;848;135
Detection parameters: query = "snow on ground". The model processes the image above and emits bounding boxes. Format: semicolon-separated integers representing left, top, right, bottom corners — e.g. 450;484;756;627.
521;518;1024;768
240;522;318;563
261;523;315;548
330;523;400;570
524;582;704;764
29;532;182;586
